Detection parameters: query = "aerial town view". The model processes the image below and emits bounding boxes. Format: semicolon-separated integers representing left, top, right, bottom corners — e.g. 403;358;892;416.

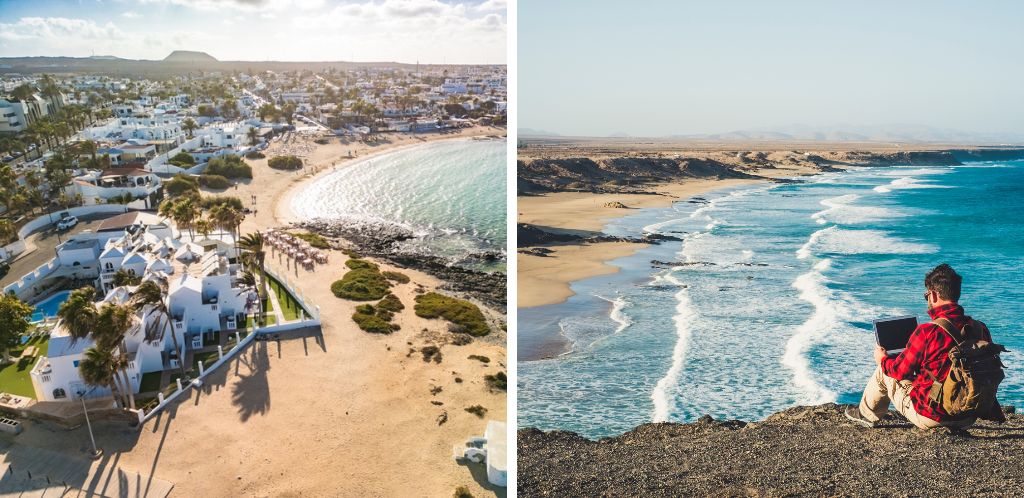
0;1;507;496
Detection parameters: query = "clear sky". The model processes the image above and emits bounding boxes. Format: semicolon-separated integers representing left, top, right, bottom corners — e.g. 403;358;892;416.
520;0;1024;137
0;0;506;64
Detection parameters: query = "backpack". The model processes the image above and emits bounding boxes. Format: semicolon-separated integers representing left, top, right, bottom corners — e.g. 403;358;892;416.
927;318;1007;417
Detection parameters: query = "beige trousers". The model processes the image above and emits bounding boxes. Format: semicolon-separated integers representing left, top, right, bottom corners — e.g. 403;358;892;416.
858;366;975;430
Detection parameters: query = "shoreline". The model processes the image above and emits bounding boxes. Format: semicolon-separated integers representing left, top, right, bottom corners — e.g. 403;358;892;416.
517;177;767;309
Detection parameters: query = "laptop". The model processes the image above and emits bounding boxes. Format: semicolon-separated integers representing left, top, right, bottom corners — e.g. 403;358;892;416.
873;315;919;357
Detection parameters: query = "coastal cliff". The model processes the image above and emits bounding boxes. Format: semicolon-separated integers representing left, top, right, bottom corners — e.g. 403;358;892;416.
517;148;1024;195
518;403;1024;497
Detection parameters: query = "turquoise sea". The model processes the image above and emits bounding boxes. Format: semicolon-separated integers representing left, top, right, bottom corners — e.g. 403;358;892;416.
290;138;506;271
518;159;1024;439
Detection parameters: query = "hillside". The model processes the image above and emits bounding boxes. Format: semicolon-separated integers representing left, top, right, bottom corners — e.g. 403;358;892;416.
162;50;218;62
519;403;1024;497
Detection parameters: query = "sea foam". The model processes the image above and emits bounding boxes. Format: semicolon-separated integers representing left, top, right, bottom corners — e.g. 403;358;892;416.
651;271;698;423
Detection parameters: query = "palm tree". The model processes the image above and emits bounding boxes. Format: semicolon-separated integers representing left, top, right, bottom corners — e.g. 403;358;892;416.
78;346;125;408
57;288;128;408
247;127;259;146
182;118;198;138
131;279;187;376
93;303;136;410
210;203;244;247
195;218;213;240
112;269;141;287
171;197;199;240
237;232;267;322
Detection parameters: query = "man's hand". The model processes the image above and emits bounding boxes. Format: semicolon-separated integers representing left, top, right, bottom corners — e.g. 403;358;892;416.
873;345;887;366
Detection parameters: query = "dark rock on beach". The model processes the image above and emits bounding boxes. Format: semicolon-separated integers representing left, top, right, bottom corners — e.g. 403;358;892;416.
518;403;1024;497
296;219;506;308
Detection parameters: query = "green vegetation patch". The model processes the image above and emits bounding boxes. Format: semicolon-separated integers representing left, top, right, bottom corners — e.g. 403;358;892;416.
168;152;196;167
485;372;507;392
382;271;411;284
245;151;266;160
205;155;253;179
268;155;303;170
198;174;231;189
468;354;490;364
267;274;305;321
345;258;378;270
413;292;490;337
165;174;199;197
288;231;331;249
377;293;404;313
453;486;474;498
352;304;400;334
420;345;442;363
331;267;391;301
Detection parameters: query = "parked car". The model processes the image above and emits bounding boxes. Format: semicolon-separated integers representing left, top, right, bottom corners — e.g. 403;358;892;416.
2;155;12;163
56;216;79;231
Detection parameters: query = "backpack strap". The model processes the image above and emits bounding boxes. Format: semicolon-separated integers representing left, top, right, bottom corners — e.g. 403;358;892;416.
932;318;965;348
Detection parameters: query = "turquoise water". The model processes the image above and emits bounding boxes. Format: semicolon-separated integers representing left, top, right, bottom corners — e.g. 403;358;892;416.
31;290;71;322
290;138;507;271
518;160;1024;439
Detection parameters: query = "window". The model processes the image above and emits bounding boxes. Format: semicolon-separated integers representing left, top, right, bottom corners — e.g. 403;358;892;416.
53;388;67;399
105;262;113;270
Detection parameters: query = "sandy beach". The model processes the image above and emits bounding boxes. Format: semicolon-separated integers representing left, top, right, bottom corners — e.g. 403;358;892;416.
517;179;761;308
7;127;509;497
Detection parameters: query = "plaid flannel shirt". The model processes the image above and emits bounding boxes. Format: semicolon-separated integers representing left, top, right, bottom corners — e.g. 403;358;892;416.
880;303;1001;422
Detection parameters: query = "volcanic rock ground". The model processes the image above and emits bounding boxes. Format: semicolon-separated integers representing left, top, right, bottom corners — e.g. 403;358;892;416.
518;403;1024;497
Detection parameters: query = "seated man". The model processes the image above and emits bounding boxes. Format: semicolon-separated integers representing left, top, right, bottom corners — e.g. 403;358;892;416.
845;263;1005;429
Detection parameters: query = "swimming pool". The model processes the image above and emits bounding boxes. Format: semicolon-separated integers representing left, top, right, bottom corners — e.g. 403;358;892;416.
31;290;72;323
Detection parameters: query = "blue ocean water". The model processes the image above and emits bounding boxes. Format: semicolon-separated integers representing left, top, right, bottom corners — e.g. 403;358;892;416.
518;160;1024;439
290;138;506;271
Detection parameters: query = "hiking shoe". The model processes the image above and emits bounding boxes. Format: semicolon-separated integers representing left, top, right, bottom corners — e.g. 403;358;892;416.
844;405;877;428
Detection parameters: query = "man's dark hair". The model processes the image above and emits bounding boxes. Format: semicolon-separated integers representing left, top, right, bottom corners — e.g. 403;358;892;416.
925;263;962;302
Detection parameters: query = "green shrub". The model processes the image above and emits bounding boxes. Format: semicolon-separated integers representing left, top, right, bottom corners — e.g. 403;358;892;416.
331;268;391;301
205;155;253;179
464;405;488;418
200;196;244;210
268;155;303;170
352;304;399;334
288;231;331;249
198;174;231;189
382;271;410;284
345;259;378;270
414;292;490;337
341;248;362;259
420;345;442;363
453;486;474;498
468;354;490;364
168;151;196;167
245;151;266;159
378;293;404;312
484;372;507;392
165;174;199;196
314;138;330;145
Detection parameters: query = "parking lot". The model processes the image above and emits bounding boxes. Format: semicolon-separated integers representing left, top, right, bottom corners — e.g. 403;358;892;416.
0;212;120;290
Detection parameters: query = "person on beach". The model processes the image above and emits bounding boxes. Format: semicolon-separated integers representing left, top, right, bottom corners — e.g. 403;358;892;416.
845;264;1007;429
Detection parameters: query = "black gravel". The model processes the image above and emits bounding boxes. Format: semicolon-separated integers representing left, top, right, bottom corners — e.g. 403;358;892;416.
519;403;1024;497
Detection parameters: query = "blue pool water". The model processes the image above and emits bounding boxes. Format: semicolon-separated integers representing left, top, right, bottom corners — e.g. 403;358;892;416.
31;290;72;323
518;160;1024;439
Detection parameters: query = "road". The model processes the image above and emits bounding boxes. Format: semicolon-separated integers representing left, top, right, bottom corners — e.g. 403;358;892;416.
0;212;119;290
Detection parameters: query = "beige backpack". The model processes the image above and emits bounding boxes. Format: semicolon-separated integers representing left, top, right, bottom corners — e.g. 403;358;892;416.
927;318;1007;417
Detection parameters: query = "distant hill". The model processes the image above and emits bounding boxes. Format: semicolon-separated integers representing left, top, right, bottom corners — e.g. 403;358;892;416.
518;128;561;137
87;55;123;60
163;50;218;63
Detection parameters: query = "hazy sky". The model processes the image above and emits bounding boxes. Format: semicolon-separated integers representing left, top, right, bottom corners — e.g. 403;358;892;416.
520;0;1024;137
0;0;506;63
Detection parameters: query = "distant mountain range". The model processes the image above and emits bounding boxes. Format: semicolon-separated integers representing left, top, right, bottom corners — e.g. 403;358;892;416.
520;124;1024;144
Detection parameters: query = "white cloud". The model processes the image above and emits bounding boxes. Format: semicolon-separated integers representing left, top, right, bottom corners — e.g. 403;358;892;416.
475;0;506;12
121;11;141;18
0;17;126;42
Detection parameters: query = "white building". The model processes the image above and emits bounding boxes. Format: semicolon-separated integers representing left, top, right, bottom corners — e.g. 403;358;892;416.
29;217;255;403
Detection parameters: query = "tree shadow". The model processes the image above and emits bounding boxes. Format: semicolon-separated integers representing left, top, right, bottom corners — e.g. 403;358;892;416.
231;341;271;422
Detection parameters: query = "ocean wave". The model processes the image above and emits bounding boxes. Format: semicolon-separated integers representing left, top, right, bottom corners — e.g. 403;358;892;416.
784;259;841;404
651;271;697;423
596;294;633;334
811;194;903;225
873;176;951;193
798;227;937;258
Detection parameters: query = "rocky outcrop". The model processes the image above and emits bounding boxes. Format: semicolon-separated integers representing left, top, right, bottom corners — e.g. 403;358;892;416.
517;156;762;193
518;223;682;248
518;403;1024;497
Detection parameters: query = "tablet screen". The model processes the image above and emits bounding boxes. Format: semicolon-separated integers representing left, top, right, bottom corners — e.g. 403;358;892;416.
874;316;919;351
